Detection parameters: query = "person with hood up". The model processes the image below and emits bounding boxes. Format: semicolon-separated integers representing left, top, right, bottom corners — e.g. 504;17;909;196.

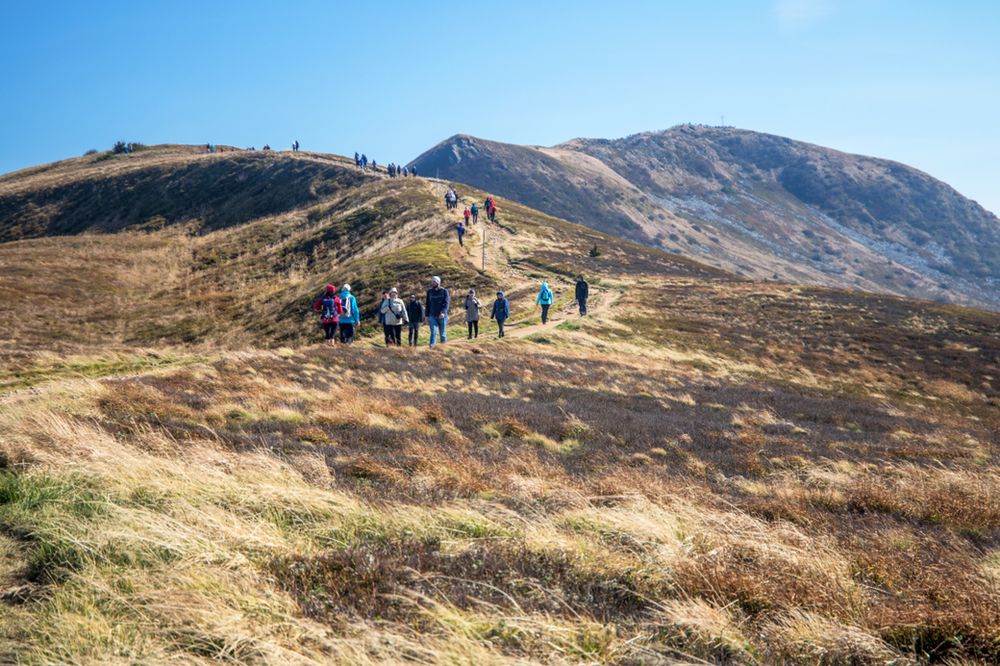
536;281;554;324
379;288;409;346
406;294;425;346
338;284;360;344
464;289;482;339
575;275;590;316
490;290;510;338
425;276;450;348
312;284;342;346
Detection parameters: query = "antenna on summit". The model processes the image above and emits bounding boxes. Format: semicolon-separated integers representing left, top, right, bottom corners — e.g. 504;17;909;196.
721;115;725;127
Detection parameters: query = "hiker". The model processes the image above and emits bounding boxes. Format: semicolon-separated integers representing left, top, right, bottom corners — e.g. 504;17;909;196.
488;201;497;222
536;281;554;324
312;284;342;346
470;203;479;224
425;276;450;348
444;190;454;209
355;152;361;166
411;166;417;177
464;289;482;339
406;293;425;346
490;291;510;338
463;207;471;226
379;288;408;346
575;275;590;316
378;291;391;344
456;221;466;246
361;154;368;169
338;284;359;344
403;166;409;177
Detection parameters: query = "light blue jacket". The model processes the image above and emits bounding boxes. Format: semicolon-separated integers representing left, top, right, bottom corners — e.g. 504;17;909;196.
339;291;360;324
536;282;554;306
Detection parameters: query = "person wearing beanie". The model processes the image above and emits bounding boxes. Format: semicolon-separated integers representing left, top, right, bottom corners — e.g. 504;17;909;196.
425;276;450;347
312;284;343;346
406;293;425;346
338;283;359;344
490;290;510;338
464;288;482;339
379;287;408;346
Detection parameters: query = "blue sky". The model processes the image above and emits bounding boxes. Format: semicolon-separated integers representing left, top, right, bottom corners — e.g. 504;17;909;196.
1;0;998;213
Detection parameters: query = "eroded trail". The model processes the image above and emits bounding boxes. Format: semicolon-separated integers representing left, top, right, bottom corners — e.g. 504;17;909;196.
426;179;622;342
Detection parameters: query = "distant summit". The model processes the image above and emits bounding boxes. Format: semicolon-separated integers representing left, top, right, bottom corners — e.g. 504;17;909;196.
411;125;1000;310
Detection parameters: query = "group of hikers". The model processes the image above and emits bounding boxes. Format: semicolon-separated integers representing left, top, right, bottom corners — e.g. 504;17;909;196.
353;152;417;177
453;195;499;246
312;275;590;347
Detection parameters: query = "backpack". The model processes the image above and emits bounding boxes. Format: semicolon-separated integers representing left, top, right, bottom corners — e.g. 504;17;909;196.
390;299;404;316
341;295;353;319
321;300;337;320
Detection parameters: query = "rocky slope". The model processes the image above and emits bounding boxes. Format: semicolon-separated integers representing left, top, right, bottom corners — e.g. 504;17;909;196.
410;126;1000;310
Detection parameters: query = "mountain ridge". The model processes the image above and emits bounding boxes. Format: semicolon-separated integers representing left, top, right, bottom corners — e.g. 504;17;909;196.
410;125;1000;311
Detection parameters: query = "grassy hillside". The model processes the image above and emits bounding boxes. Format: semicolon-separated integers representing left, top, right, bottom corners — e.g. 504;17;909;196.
1;146;998;664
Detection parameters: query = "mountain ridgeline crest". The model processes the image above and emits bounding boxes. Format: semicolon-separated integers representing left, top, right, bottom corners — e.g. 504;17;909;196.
410;126;1000;310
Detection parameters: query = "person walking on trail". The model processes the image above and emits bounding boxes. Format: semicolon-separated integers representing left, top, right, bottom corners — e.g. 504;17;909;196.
380;288;408;346
355;152;361;166
488;201;497;222
536;281;554;324
490;291;510;338
338;284;360;344
425;276;450;348
464;289;482;339
406;293;425;346
575;275;590;316
312;284;342;346
411;166;417;177
470;203;479;224
378;291;391;345
456;221;466;246
463;206;471;226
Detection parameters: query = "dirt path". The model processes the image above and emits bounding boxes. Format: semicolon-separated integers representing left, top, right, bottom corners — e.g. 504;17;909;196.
418;180;622;343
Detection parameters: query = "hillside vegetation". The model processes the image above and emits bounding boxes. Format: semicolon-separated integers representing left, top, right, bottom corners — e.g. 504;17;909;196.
410;126;1000;311
0;145;998;664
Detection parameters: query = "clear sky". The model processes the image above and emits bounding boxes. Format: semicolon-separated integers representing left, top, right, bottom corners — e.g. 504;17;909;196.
2;0;997;213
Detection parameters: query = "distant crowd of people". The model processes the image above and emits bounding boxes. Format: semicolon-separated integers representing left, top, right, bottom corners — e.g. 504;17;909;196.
449;193;498;246
353;152;417;177
312;275;590;347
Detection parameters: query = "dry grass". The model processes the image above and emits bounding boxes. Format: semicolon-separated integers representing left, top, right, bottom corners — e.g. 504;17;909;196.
0;145;998;663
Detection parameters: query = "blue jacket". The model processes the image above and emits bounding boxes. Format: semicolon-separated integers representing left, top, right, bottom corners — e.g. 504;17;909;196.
491;297;510;321
339;291;360;324
536;283;554;306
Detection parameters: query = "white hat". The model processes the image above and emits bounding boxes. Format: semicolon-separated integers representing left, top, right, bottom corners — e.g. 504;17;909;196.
432;276;441;285
342;283;351;292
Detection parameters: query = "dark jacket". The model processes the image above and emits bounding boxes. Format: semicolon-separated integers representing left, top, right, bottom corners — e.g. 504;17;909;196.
575;279;589;301
406;300;425;324
426;286;451;318
491;297;510;321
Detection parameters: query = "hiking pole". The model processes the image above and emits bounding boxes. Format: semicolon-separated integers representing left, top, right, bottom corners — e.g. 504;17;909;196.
482;224;487;271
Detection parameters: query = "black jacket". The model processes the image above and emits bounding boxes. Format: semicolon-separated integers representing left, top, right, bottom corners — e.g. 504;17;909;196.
575;279;589;301
406;300;425;324
426;286;450;318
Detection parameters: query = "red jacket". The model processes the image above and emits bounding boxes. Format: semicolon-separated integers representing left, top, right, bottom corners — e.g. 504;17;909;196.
313;293;343;323
464;209;470;219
